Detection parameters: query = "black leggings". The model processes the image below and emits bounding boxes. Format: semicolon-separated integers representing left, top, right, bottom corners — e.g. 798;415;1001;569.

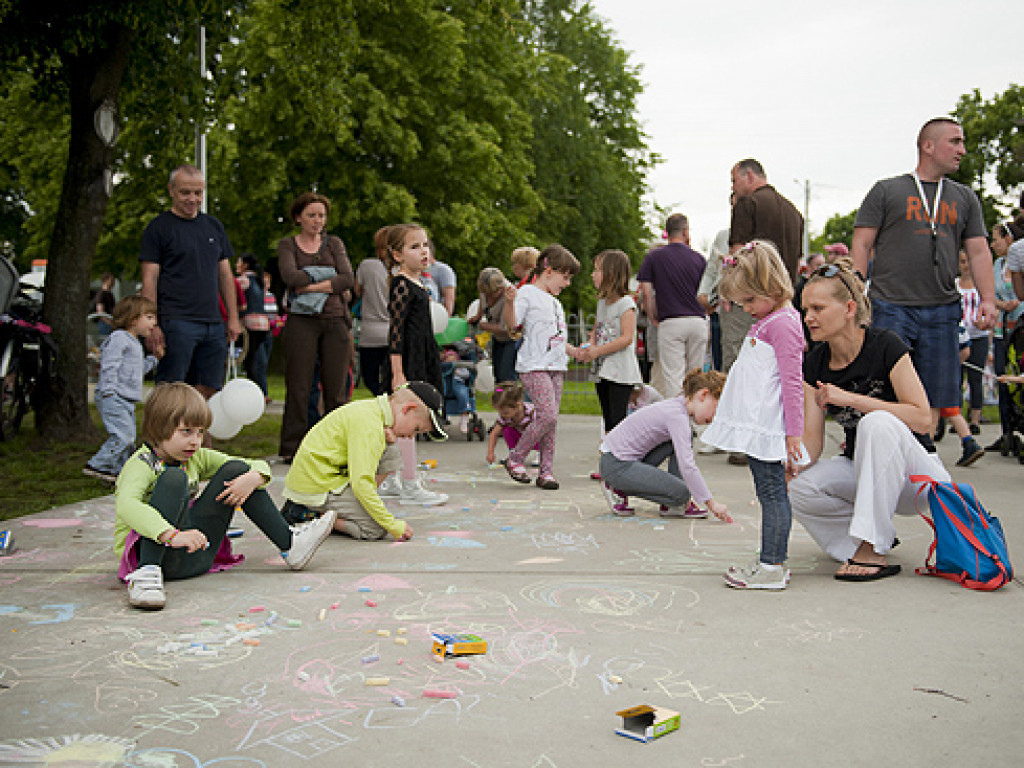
138;460;291;580
596;378;633;433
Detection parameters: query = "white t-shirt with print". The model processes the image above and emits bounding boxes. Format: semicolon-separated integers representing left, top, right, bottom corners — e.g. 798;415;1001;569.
593;295;642;385
514;284;569;372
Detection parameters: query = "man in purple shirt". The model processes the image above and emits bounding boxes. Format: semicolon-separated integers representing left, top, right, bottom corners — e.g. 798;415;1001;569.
638;213;708;398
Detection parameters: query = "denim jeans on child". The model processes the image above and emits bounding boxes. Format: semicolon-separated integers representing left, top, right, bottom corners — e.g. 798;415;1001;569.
89;393;137;474
748;456;792;564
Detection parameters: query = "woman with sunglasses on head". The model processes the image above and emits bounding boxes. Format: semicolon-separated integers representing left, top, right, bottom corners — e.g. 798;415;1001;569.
789;258;951;582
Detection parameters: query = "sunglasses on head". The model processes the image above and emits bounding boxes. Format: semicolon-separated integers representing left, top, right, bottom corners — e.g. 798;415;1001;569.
812;263;856;298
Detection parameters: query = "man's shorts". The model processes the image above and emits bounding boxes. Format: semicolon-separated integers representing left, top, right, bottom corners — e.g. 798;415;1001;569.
871;297;961;408
156;318;228;390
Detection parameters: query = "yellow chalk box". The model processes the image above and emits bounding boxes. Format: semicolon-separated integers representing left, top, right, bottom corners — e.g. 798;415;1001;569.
614;705;681;743
430;633;488;659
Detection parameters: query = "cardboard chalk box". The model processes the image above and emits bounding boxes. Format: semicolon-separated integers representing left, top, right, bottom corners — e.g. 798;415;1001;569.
615;705;681;743
431;633;488;658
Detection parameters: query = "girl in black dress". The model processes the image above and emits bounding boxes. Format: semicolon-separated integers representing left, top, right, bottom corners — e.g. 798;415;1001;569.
378;224;448;506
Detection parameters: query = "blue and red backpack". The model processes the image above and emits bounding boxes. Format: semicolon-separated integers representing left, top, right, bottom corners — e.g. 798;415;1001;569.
911;475;1013;591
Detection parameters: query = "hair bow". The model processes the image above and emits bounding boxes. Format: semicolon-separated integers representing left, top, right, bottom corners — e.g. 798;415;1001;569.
721;255;737;267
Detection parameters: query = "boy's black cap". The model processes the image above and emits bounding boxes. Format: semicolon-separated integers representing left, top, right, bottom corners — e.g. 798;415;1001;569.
404;381;448;441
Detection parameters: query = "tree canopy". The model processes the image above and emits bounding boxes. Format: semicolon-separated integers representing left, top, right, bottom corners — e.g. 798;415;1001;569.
0;0;655;437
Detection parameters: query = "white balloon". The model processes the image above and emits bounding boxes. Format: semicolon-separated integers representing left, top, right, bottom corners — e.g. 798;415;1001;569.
474;361;495;393
221;378;266;425
208;392;242;440
430;301;449;335
466;299;480;322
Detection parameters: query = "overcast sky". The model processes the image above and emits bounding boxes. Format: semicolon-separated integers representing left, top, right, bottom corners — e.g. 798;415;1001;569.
589;0;1022;251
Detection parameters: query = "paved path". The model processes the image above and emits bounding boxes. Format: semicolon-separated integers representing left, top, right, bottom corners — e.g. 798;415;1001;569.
0;414;1021;767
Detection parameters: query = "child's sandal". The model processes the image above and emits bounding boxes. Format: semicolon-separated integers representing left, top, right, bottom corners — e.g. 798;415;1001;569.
506;460;531;484
536;474;559;490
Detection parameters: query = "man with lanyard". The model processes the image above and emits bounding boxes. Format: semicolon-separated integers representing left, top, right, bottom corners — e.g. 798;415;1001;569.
851;117;996;437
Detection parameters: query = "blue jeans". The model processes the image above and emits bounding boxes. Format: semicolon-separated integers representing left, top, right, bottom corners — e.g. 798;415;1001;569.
748;457;792;564
89;393;137;474
156;318;228;390
871;297;961;408
449;374;473;414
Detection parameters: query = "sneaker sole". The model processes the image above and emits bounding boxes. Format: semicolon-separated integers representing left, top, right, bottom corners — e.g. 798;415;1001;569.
400;495;449;506
287;509;338;570
957;449;985;467
129;595;166;610
660;510;709;519
82;466;117;483
722;572;790;590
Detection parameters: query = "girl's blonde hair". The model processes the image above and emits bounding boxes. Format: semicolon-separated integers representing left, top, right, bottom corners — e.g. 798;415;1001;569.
491;380;525;409
111;294;157;331
804;256;871;326
529;244;580;281
594;249;631;300
682;368;727;400
719;240;794;305
510;246;540;273
141;383;212;446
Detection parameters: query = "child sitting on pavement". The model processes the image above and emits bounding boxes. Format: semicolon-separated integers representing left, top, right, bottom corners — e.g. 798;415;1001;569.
115;383;336;611
281;381;448;541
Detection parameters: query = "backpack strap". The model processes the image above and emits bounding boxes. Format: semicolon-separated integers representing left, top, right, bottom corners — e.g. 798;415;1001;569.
910;475;1010;590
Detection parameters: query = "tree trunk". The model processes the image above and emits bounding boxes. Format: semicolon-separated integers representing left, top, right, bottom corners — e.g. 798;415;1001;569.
37;24;135;441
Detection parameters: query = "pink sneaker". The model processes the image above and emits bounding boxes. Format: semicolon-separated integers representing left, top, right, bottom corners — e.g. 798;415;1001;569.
660;501;708;519
601;483;634;516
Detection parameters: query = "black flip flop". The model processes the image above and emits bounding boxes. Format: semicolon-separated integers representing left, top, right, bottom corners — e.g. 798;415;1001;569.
834;560;901;582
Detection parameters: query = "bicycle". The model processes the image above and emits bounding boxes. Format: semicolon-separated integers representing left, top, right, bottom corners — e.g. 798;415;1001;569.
0;280;56;441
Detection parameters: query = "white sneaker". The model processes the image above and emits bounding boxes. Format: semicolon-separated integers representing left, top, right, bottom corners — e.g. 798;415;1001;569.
399;478;449;506
126;565;166;609
378;475;403;498
283;508;338;570
723;561;790;590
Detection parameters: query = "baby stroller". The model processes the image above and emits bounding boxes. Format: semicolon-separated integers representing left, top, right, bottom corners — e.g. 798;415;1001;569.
440;337;486;441
1000;324;1024;462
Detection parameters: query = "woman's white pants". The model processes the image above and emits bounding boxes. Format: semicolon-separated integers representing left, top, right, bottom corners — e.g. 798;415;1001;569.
789;411;950;562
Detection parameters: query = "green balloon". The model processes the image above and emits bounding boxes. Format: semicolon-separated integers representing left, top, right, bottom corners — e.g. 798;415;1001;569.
435;317;470;345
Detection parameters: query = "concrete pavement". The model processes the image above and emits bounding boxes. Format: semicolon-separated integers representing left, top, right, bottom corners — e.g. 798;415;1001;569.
0;413;1022;767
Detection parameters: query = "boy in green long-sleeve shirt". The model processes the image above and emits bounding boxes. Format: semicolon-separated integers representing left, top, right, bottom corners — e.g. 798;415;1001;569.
282;381;448;541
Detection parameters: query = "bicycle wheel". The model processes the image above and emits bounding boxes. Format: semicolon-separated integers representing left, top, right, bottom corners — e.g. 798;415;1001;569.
0;342;28;441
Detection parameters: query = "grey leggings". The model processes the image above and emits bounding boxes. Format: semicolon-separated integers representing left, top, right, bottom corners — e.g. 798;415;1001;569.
599;445;691;507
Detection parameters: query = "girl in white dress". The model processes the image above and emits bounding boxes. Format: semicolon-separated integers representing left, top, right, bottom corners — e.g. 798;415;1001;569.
702;241;805;590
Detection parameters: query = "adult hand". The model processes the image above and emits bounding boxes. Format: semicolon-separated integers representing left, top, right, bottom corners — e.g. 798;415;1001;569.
813;382;850;410
226;316;242;343
975;298;998;332
216;470;262;508
146;325;166;355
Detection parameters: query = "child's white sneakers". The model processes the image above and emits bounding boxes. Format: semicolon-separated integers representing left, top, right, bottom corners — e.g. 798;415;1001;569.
399;478;448;506
284;508;338;570
126;564;166;609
